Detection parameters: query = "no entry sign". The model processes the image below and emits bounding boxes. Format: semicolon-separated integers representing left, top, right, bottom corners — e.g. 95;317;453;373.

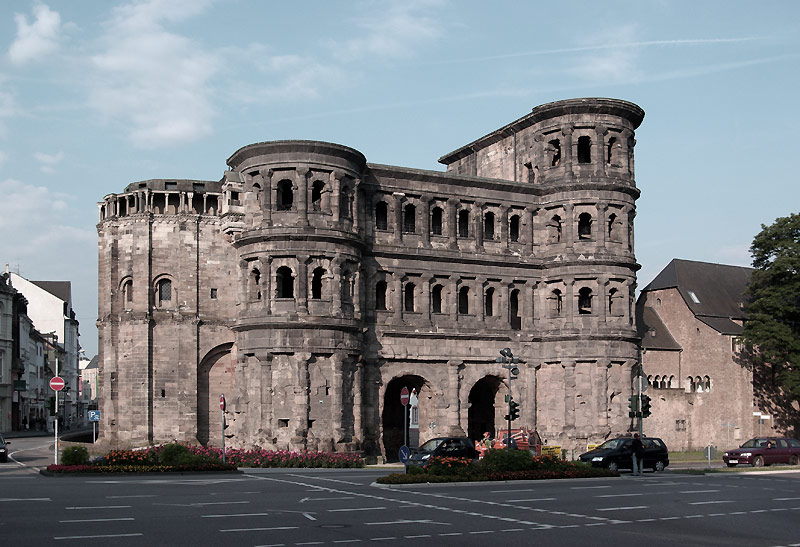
49;376;65;391
400;386;409;406
220;394;226;411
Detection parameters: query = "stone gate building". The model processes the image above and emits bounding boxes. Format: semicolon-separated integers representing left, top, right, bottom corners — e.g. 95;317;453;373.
97;97;645;459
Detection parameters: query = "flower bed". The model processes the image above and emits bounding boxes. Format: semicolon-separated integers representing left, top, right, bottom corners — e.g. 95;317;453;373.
376;451;618;484
45;443;364;474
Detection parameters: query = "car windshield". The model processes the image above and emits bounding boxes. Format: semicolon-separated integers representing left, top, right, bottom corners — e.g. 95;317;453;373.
597;439;624;450
418;438;444;452
740;439;768;448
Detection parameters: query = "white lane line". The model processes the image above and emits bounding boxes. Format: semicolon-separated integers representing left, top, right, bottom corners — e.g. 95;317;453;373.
775;497;800;501
333;540;362;544
329;507;386;512
192;501;250;506
491;488;536;493
689;500;734;505
367;519;451;526
685;515;703;519
679;490;720;494
597;506;647;511
597;493;645;498
210;491;260;496
405;535;431;539
300;496;355;503
303;513;316;521
660;516;680;520
371;537;397;541
65;506;130;510
54;533;143;540
288;474;362;486
508;497;556;503
107;494;157;499
571;485;612;489
296;542;324;545
202;513;271;518
221;526;298;533
0;498;51;502
59;518;135;523
439;533;463;536
469;530;494;534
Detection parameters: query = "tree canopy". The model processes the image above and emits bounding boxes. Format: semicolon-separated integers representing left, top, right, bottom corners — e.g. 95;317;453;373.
741;213;800;400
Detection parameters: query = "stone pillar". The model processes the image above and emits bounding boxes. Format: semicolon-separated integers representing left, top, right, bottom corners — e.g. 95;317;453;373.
474;202;483;249
393;273;404;324
499;205;509;250
421;278;432;325
566;278;575;328
353;269;362;319
562;124;574;178
476;277;486;323
392;193;404;244
258;353;274;443
331;256;342;316
593;125;606;176
533;133;544;182
331;353;346;444
526;207;538;255
595;361;610;428
501;283;510;325
331;171;343;224
447;360;465;436
526;361;537;431
292;353;312;450
353;360;364;443
447;198;458;249
420;195;431;247
297;255;309;314
596;202;608;248
564;203;574;249
627;206;636;253
296;167;309;226
260;169;273;226
597;276;608;324
564;360;576;431
448;276;459;321
237;260;248;313
352;178;361;233
258;256;271;312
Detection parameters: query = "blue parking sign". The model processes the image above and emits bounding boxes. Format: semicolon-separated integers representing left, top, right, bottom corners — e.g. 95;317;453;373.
88;410;101;422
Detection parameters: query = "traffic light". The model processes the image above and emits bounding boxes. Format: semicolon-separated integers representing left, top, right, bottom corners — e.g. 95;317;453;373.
628;395;638;418
509;400;520;421
641;394;652;418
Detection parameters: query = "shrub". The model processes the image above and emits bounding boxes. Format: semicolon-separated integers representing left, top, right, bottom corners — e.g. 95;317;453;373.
61;446;89;465
158;443;204;466
477;448;535;472
406;465;425;475
426;456;473;476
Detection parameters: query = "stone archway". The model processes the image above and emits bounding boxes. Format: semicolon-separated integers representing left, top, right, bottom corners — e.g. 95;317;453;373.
197;343;235;446
467;376;503;441
382;375;426;462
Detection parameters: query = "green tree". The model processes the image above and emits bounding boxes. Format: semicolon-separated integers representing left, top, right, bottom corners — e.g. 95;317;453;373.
741;213;800;402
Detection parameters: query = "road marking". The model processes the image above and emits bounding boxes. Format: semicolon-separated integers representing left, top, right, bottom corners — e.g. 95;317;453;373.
107;494;157;499
202;513;271;518
54;533;143;540
192;501;250;506
571;485;612;489
0;498;51;502
371;537;397;541
288;474;362;486
597;493;646;498
679;490;720;494
775;497;800;501
210;491;260;496
65;505;130;510
59;518;135;523
508;497;556;502
597;506;647;511
405;535;431;539
296;542;324;545
689;500;734;505
221;526;298;533
367;519;451;526
329;507;386;512
332;540;362;544
303;513;316;521
300;496;355;503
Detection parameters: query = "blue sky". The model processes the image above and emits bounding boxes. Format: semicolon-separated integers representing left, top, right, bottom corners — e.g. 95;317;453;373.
0;0;798;357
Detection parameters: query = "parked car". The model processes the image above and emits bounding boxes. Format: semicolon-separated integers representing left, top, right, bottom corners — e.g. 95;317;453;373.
578;436;669;473
723;437;800;467
407;437;478;467
0;434;9;463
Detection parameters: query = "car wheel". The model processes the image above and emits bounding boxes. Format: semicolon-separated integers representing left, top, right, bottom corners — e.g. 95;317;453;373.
654;460;666;472
790;455;799;466
607;461;619;473
753;456;764;467
727;463;737;468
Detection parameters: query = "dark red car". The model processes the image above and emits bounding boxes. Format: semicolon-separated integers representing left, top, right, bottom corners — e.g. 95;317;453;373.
723;437;800;467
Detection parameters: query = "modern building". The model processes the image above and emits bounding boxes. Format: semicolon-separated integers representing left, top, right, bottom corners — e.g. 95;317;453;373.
636;259;776;451
97;97;645;459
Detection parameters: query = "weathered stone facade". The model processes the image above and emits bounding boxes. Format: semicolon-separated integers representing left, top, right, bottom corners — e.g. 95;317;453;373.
97;98;644;459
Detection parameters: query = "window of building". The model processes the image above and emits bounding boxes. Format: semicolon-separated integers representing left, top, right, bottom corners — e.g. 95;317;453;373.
607;213;617;240
312;267;325;299
549;139;561;166
688;291;701;304
458;210;470;238
510;215;520;242
510;289;521;330
375;201;388;230
578;213;592;240
578;287;592;314
375;280;387;311
432;284;443;313
550;289;563;316
403;204;416;233
577;136;591;163
311;180;325;211
675;419;686;431
458;286;470;314
703;375;711;392
340;186;353;219
276;266;294;299
122;279;133;309
276;179;293;211
155;278;172;307
431;207;443;235
250;268;261;301
404;283;415;312
484;287;494;317
524;161;535;183
549;215;562;243
484;212;495;240
607;137;616;164
210;288;217;299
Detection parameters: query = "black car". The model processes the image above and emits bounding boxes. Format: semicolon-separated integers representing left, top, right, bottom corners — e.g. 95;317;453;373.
407;437;478;467
0;433;9;463
579;436;669;473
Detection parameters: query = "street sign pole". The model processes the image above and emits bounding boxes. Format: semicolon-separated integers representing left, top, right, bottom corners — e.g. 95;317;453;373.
220;394;226;465
49;375;65;465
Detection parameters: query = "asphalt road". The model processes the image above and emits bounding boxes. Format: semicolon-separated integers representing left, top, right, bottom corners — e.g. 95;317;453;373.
2;440;800;546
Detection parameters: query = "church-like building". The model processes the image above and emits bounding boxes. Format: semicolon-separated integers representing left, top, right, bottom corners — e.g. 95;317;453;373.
97;98;644;460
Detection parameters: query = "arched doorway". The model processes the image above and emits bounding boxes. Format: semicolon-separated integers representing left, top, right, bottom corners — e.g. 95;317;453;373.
382;375;426;462
197;343;235;446
467;376;503;441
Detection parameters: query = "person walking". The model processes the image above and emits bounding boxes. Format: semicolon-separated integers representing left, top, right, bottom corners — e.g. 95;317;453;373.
631;433;644;476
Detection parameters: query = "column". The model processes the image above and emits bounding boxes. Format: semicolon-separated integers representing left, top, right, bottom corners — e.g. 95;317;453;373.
595;361;610;428
353;269;362;319
499;205;509;250
296;167;309;226
331;257;342;316
566;278;574;328
474;202;484;249
421;278;432;325
564;203;574;249
500;283;510;325
597;276;607;324
260;168;273;226
596;202;608;248
476;277;486;323
352;178;361;233
447;360;465;436
448;276;458;321
525;361;537;431
331;353;345;444
562;124;574;178
392;193;404;244
447;198;458;249
593;125;606;176
237;260;248;314
258;353;274;442
564;360;576;430
526;207;538;255
420;195;431;247
533;133;544;182
258;256;271;312
292;353;311;450
297;255;309;314
331;171;343;223
352;360;364;443
393;273;403;324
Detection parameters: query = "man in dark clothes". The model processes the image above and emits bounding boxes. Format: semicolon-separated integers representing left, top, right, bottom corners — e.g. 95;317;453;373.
631;433;644;476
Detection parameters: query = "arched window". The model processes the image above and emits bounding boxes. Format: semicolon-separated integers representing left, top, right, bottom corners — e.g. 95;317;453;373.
311;180;325;211
484;287;494;317
578;287;592;314
276;179;293;211
155;278;172;307
252;182;262;204
687;376;695;393
458;286;470;314
431;207;443;236
695;376;703;393
510;289;521;330
578;213;592;240
341;270;353;303
403;204;416;233
276;266;294;299
311;267;325;300
549;215;562;243
121;279;133;310
510;215;520;242
484;212;495;240
340;186;353;219
404;283;416;312
703;376;711;392
458;210;470;237
607;136;616;164
375;280;387;311
375;201;388;230
577;136;591;163
550;289;563;316
608;288;617;315
250;268;262;301
668;375;675;389
549;139;561;166
432;284;443;314
607;213;618;241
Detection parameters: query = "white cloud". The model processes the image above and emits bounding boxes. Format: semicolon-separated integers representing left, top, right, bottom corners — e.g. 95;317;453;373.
0;151;6;167
33;151;64;174
8;3;62;65
566;25;643;83
88;0;219;148
328;0;444;62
